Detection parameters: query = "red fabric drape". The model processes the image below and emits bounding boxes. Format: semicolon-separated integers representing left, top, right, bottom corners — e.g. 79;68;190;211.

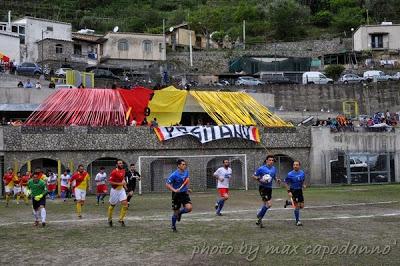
117;87;154;125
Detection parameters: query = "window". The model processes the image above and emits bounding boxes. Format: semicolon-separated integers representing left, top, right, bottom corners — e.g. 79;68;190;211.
56;44;63;54
46;26;53;32
19;26;25;34
159;43;162;53
12;25;17;33
143;40;152;53
74;44;82;55
371;34;383;48
118;39;128;51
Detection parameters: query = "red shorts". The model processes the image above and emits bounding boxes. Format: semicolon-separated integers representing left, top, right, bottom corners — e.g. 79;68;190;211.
96;184;108;194
218;188;229;197
61;186;69;192
47;184;57;191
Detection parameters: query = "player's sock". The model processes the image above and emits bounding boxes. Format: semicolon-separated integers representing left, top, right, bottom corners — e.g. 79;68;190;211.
257;205;268;219
96;195;100;204
24;195;29;204
16;195;20;203
172;214;177;228
294;208;300;222
179;207;189;215
101;194;106;201
41;208;46;223
216;199;225;214
119;205;128;221
108;205;115;220
127;195;132;203
33;210;39;221
5;194;10;204
76;203;82;216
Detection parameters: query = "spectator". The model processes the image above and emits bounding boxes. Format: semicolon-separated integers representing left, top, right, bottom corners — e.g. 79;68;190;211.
367;117;374;127
24;79;33;89
111;82;117;89
141;117;148;126
17;81;24;88
35;81;42;89
1;117;7;125
150;118;158;128
78;83;85;89
48;80;56;89
386;110;391;120
326;118;331;126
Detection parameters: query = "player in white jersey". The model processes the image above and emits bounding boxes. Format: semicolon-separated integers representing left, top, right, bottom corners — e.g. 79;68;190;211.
213;159;232;216
95;167;108;205
60;170;71;202
46;171;58;200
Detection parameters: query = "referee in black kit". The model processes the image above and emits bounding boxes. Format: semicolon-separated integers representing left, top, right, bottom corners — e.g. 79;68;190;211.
125;163;141;207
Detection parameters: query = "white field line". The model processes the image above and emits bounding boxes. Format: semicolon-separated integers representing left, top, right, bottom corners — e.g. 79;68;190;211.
0;201;398;227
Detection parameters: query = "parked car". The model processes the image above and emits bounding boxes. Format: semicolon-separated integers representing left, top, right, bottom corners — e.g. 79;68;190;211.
266;76;298;84
338;74;366;84
55;68;72;77
302;72;333;84
90;69;120;80
16;62;42;76
55;84;77;89
236;76;265;86
363;70;393;82
391;72;400;80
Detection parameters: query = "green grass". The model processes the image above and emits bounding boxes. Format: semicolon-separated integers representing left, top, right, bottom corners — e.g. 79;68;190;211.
0;184;399;265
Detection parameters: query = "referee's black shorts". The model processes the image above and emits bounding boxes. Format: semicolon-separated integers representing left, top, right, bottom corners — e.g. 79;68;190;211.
258;186;272;201
171;192;191;210
290;189;304;203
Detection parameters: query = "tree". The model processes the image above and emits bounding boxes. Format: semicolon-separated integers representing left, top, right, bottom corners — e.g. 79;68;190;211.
266;0;310;41
332;7;364;32
325;64;345;80
312;10;333;27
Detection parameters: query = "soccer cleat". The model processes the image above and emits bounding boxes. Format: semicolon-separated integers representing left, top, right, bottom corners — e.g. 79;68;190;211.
78;215;82;219
214;203;218;210
118;220;126;227
172;226;177;232
284;200;290;208
16;201;20;205
127;202;130;207
42;222;46;227
296;221;303;226
216;212;223;216
102;200;105;205
34;221;39;226
256;218;264;228
96;203;99;206
108;220;113;227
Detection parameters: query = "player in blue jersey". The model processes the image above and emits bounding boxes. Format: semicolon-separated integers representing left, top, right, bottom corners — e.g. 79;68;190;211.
165;159;192;232
252;155;280;228
284;161;306;226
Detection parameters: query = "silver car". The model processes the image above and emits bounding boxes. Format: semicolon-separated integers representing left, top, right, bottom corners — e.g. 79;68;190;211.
236;76;265;86
338;74;366;84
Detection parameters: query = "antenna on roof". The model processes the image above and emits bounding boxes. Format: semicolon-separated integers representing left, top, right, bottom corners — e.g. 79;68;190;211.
113;26;119;33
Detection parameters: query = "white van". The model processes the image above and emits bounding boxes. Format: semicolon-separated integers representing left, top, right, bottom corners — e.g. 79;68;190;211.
302;72;333;84
363;70;392;82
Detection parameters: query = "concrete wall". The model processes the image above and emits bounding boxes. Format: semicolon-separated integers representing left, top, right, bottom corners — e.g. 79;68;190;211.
0;88;54;104
103;32;166;61
0;32;20;64
354;25;400;51
310;127;400;184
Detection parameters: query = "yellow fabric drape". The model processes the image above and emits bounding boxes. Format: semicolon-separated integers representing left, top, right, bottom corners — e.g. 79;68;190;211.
147;86;188;126
190;91;292;127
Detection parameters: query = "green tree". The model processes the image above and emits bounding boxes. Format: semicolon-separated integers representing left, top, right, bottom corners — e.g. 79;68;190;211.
266;0;310;41
332;7;364;32
324;64;345;80
312;10;333;27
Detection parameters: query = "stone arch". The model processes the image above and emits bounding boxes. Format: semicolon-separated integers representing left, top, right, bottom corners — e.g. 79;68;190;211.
87;157;128;192
19;157;67;176
206;157;245;189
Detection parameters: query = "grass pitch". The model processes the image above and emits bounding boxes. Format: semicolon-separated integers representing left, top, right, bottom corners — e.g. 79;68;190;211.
0;184;399;265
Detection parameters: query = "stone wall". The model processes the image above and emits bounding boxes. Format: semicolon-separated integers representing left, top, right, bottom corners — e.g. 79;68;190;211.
1;126;311;193
166;38;351;74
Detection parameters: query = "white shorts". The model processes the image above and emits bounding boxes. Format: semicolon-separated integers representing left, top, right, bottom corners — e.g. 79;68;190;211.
109;188;127;205
5;186;13;193
74;188;86;201
13;186;22;194
22;186;28;195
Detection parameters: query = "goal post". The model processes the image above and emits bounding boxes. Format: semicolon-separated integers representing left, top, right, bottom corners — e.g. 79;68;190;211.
137;154;248;195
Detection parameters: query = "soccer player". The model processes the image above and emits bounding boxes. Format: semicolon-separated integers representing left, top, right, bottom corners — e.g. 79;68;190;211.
252;155;280;228
20;171;31;204
125;163;141;207
13;172;22;204
60;169;71;202
213;159;232;216
46;170;58;200
27;172;47;227
165;159;192;232
107;160;128;227
95;167;108;205
284;161;306;226
70;165;90;218
3;167;14;207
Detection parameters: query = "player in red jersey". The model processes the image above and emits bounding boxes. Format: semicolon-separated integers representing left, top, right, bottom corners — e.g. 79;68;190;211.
3;167;14;207
20;171;31;205
70;165;90;218
107;160;128;227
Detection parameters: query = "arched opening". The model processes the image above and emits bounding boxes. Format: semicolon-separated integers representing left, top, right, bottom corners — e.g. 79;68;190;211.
87;157;128;192
206;158;244;189
20;158;66;176
150;158;177;192
274;154;295;180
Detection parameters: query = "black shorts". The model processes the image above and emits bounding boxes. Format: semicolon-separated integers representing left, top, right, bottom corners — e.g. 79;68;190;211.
32;197;46;210
171;192;191;210
126;179;137;193
259;186;272;201
290;189;304;203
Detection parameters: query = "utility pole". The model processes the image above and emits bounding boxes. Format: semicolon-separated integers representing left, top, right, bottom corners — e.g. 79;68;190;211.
274;43;277;73
162;19;166;60
189;31;193;67
243;20;246;50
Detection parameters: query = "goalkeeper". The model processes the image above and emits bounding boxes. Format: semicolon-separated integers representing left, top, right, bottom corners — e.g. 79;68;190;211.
27;172;48;227
252;155;280;228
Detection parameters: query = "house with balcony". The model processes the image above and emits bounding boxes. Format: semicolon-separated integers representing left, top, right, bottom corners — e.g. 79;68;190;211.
353;22;400;51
